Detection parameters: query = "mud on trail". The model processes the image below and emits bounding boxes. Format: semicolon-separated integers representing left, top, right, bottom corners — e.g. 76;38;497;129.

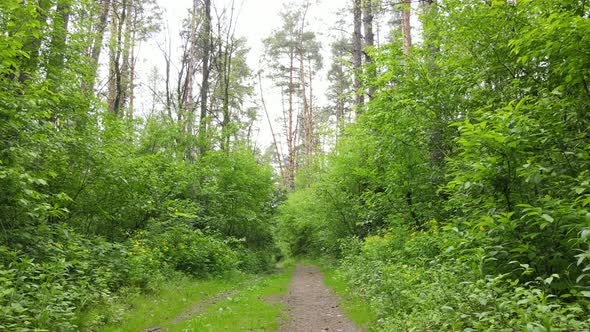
279;265;362;332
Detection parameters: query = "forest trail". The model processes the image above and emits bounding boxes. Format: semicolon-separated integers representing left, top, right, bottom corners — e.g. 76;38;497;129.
279;265;362;332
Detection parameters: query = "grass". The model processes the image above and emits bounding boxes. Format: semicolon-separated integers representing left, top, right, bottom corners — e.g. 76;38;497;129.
80;266;294;332
170;266;293;331
80;272;251;332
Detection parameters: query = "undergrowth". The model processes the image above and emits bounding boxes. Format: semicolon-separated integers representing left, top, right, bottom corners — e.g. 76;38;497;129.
335;227;590;331
85;272;251;332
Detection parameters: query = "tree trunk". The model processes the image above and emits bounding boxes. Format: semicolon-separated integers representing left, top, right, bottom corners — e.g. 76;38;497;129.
287;48;296;189
308;58;314;156
125;0;136;119
363;0;375;100
401;0;412;55
352;0;364;112
87;0;111;93
199;0;212;155
299;47;310;168
184;1;197;135
107;6;118;113
219;17;234;152
164;39;172;119
107;0;128;115
258;72;285;185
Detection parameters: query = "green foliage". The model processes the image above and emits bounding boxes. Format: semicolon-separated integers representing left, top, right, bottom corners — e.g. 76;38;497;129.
274;188;326;257
195;149;276;249
0;2;277;327
275;0;590;329
0;224;151;331
135;223;238;278
338;227;590;331
235;247;278;274
446;100;590;285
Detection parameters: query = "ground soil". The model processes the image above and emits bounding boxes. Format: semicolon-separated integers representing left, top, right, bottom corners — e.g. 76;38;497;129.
278;265;362;332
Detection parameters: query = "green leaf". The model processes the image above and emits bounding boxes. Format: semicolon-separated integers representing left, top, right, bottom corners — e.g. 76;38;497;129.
174;212;198;218
540;214;554;223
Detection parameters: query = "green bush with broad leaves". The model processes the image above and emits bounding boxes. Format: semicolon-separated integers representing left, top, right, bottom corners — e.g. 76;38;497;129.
0;224;147;331
337;227;590;331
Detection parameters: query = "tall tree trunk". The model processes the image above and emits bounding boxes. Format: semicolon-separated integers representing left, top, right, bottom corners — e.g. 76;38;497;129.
219;4;236;152
218;0;238;152
87;0;111;93
184;1;197;135
287;48;295;189
220;45;232;151
107;0;128;115
121;0;132;118
128;48;135;119
258;72;285;185
299;47;310;168
401;0;412;55
125;0;137;119
308;58;314;155
164;39;172;119
199;0;212;155
363;0;375;100
176;47;188;125
352;0;364;112
107;7;118;113
298;3;313;170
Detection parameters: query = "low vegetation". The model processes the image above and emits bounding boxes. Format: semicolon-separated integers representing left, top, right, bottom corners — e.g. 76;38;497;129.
85;273;251;331
172;267;292;331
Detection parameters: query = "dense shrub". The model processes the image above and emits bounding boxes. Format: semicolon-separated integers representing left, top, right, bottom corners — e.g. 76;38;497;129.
135;223;238;277
236;247;278;273
0;220;266;331
337;228;590;331
0;224;154;331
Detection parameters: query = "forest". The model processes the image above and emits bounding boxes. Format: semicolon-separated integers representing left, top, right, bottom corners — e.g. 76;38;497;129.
0;0;589;331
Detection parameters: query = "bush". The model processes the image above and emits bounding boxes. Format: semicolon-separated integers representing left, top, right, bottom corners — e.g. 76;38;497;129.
0;224;145;331
337;227;590;331
236;247;277;273
136;223;239;277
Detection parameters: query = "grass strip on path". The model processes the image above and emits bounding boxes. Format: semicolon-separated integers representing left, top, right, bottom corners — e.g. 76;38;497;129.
89;272;252;332
169;267;294;332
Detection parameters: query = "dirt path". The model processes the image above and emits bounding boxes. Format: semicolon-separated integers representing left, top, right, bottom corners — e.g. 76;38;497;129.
279;265;362;332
